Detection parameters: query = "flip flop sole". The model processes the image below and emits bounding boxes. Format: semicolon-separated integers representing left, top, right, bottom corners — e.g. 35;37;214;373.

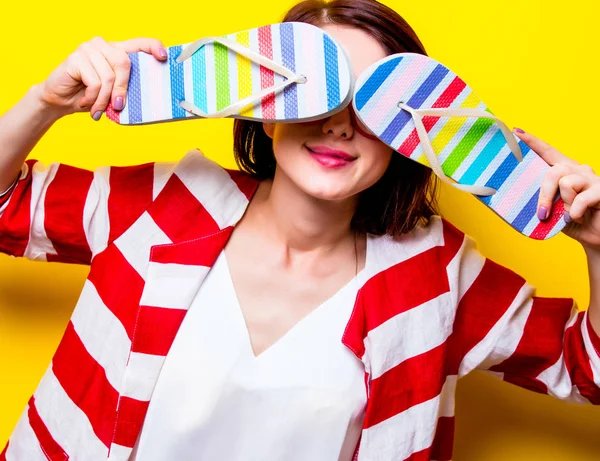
353;53;566;240
106;22;353;126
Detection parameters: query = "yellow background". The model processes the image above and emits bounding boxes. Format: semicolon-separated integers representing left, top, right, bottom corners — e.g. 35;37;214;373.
1;0;599;459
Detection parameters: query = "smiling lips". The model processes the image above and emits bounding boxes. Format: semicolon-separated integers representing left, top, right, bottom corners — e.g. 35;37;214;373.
307;145;356;168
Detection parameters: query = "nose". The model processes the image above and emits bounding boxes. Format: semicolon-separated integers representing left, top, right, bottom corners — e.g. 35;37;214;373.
321;104;380;141
321;106;354;139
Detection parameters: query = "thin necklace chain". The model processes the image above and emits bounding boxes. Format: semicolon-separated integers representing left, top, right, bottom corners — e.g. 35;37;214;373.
354;230;358;278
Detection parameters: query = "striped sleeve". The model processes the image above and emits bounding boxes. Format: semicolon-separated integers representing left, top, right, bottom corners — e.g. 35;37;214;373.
0;158;176;265
445;220;600;404
0;173;20;208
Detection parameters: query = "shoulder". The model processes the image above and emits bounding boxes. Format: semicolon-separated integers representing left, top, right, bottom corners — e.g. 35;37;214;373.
145;149;261;232
361;215;502;301
172;148;260;200
366;215;470;270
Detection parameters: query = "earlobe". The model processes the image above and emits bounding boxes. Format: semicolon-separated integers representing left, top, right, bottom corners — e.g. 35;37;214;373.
262;122;275;139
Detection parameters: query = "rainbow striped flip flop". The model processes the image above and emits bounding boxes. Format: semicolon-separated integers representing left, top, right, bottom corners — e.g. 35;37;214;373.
105;22;353;125
352;53;566;240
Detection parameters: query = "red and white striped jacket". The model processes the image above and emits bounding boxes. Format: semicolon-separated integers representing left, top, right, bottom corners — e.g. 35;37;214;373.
1;149;599;461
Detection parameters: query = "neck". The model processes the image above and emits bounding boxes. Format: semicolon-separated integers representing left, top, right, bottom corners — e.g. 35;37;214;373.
248;167;359;253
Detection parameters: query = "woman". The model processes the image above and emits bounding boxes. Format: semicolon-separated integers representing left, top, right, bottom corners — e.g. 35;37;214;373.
0;0;599;460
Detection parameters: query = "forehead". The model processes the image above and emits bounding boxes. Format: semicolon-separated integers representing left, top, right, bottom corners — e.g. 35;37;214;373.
319;24;389;80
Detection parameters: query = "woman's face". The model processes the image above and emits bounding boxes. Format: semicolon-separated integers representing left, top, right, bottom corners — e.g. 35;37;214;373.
262;24;394;202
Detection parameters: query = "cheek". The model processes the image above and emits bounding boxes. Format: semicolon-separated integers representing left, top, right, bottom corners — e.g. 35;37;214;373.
350;148;393;192
362;146;393;179
272;122;309;146
271;126;303;158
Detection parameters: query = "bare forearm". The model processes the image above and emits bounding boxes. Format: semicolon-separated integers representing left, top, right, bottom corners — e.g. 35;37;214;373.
0;84;65;192
585;246;600;335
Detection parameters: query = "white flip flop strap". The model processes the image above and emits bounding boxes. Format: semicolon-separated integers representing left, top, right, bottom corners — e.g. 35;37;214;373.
414;107;523;163
176;36;306;118
180;77;302;119
398;104;523;196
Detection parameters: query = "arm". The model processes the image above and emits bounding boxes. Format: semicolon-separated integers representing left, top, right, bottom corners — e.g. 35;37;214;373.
512;128;600;348
0;85;64;193
585;246;600;339
0;37;179;263
0;86;177;263
1;36;169;195
450;228;600;404
0;157;177;265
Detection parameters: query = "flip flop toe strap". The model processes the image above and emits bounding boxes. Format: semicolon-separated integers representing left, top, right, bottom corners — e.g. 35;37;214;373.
398;103;523;197
176;36;307;119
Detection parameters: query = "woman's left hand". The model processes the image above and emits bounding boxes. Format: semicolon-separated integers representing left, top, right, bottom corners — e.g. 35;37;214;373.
513;128;600;252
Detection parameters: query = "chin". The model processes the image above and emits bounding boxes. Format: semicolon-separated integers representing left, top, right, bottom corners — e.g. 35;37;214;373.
276;160;362;201
297;176;357;202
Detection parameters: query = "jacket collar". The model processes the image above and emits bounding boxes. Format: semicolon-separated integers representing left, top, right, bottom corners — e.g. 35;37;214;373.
138;151;261;311
146;152;258;250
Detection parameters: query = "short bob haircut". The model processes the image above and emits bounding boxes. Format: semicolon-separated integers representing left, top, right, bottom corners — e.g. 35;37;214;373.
233;0;440;237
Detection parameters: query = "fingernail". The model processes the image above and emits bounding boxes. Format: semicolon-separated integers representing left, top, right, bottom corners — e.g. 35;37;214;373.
159;47;168;59
92;111;103;121
537;206;548;220
514;127;525;134
114;96;124;111
564;211;572;223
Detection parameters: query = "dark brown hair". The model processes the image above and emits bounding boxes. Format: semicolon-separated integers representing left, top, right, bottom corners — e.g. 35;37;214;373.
233;0;440;237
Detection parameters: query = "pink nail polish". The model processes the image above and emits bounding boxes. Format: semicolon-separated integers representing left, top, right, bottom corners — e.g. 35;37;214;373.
537;206;548;220
514;127;525;134
159;48;168;59
114;97;124;111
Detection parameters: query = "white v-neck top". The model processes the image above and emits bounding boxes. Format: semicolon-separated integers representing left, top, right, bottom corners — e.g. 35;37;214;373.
129;248;368;461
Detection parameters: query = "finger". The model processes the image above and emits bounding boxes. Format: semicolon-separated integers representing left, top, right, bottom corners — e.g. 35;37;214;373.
569;186;600;222
513;128;579;168
575;163;597;177
97;40;132;111
83;40;117;118
109;37;168;62
557;174;589;214
537;163;574;220
71;49;102;111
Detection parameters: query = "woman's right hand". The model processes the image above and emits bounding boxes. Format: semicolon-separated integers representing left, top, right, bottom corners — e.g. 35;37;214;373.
36;36;168;120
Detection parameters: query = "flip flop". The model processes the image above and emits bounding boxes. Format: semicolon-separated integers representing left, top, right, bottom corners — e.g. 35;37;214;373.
352;53;566;240
105;22;353;125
